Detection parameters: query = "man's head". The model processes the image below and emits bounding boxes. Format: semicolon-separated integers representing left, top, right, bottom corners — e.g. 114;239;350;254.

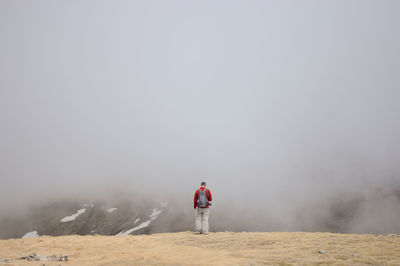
201;181;206;187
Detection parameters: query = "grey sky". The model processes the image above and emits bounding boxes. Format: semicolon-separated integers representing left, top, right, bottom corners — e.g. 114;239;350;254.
1;0;400;224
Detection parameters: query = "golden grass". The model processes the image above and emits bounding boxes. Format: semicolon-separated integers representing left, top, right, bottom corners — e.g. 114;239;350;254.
1;231;400;265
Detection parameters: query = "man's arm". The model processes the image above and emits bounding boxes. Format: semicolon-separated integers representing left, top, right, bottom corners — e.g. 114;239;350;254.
207;189;212;202
194;190;198;209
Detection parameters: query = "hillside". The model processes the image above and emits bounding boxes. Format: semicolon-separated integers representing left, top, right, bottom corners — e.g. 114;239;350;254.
2;188;400;240
0;199;179;239
1;231;400;265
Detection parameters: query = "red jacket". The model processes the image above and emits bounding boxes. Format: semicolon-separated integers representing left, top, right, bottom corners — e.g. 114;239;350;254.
194;187;212;208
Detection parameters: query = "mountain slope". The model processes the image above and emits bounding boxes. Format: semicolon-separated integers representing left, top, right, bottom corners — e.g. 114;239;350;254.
0;200;171;239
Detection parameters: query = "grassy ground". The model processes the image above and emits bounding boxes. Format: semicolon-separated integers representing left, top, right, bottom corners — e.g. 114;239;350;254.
1;231;400;265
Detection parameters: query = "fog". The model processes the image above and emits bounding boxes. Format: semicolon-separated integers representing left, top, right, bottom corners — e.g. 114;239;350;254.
1;0;400;233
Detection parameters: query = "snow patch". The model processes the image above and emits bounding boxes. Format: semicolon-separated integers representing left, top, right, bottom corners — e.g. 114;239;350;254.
107;208;117;213
22;231;39;238
116;220;151;236
149;208;162;220
113;208;163;236
60;208;86;222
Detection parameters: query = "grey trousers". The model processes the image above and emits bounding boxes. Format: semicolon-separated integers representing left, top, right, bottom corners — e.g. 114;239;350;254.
195;207;209;233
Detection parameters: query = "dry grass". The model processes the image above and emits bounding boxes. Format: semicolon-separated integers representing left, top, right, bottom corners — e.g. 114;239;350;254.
1;231;400;265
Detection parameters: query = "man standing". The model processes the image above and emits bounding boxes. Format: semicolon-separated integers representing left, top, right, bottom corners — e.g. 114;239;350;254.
194;181;212;234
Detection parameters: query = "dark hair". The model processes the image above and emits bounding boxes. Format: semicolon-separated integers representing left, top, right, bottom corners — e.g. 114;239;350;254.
201;181;206;186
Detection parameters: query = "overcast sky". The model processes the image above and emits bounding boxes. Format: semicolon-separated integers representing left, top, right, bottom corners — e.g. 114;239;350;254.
1;0;400;216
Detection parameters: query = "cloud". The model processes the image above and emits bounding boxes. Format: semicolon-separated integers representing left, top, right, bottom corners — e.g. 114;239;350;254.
0;0;399;233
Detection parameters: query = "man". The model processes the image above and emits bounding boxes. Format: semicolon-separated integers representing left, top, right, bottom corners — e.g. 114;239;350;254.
193;181;212;234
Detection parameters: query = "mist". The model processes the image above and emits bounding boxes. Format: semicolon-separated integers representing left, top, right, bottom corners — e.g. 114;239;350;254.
1;0;400;234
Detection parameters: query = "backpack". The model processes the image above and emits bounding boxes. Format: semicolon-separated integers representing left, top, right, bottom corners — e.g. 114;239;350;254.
197;189;208;208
